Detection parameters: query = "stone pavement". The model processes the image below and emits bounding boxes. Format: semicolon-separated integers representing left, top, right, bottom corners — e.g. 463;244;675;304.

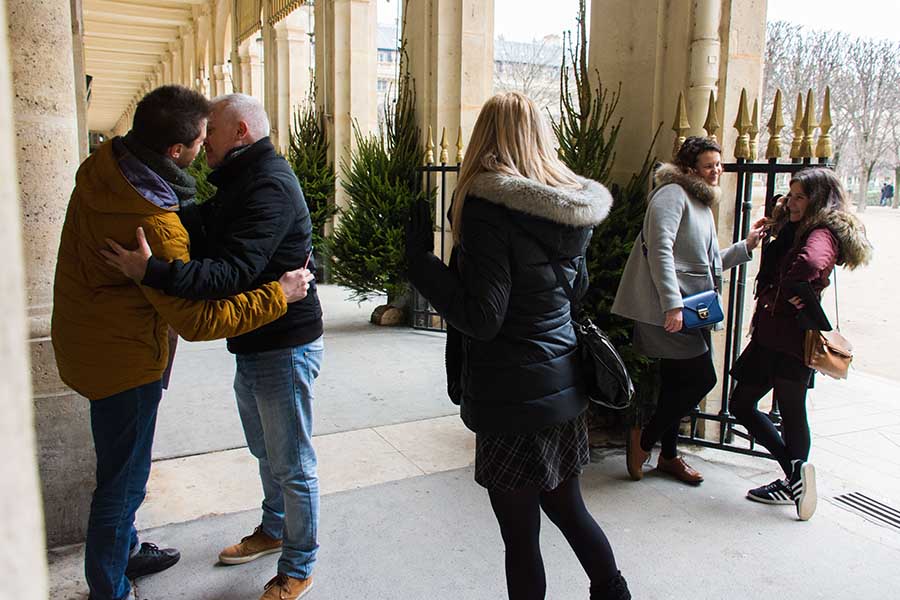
48;285;900;599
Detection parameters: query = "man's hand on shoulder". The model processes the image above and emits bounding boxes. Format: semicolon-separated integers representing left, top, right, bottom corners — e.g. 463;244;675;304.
278;268;315;303
100;226;152;282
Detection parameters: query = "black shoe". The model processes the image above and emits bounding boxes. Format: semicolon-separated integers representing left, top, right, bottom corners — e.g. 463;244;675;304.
590;571;631;600
125;542;181;579
787;459;817;521
746;478;794;505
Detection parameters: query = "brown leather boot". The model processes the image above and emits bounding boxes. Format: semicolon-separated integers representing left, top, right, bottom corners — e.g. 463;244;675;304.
657;455;704;485
625;426;650;481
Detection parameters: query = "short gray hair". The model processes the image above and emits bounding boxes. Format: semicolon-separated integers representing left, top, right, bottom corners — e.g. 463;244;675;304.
210;93;270;141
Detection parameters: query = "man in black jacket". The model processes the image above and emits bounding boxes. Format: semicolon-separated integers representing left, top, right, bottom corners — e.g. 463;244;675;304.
105;93;323;600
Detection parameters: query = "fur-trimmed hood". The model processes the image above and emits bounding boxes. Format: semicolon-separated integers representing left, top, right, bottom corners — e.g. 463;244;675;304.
803;210;873;269
467;171;612;227
653;162;721;206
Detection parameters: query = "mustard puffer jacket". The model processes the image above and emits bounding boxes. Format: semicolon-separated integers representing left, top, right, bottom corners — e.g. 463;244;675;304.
51;141;287;400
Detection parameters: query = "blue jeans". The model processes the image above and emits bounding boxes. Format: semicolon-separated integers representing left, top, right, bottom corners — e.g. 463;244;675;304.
234;337;324;579
85;380;162;600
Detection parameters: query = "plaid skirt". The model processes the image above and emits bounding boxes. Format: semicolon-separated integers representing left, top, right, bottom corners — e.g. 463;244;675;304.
474;412;590;492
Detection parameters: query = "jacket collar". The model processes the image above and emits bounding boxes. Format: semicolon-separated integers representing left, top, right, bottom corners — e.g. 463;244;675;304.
653;162;720;206
801;210;874;269
467;172;612;227
208;136;276;186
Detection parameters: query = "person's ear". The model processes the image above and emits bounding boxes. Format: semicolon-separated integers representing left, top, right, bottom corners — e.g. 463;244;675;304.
165;143;185;161
236;120;249;139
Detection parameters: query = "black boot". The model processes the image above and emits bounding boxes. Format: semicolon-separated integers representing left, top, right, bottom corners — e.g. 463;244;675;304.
125;542;181;579
590;571;631;600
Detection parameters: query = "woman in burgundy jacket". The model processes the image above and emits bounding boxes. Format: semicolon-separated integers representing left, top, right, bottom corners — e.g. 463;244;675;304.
731;167;872;521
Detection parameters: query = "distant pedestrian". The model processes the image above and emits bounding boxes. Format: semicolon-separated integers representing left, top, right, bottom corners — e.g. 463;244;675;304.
612;137;765;485
731;167;872;521
406;92;631;600
880;182;889;206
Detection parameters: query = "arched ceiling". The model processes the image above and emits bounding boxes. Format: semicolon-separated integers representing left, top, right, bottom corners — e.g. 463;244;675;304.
84;0;208;133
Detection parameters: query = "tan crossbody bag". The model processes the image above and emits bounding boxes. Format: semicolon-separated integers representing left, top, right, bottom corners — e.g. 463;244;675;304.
803;270;853;379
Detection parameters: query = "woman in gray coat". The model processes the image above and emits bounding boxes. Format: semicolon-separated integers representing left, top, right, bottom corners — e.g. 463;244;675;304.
612;137;765;484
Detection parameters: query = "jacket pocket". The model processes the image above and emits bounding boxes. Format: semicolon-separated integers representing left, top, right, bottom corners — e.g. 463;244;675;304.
675;269;713;297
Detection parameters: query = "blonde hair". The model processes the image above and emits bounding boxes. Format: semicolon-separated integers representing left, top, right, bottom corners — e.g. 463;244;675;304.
451;92;581;244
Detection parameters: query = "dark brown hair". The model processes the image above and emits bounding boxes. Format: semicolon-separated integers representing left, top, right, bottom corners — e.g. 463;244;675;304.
131;85;211;154
674;136;722;171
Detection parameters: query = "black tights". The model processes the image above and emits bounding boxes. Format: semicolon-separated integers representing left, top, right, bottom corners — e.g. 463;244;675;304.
488;476;619;600
731;378;811;476
640;351;718;458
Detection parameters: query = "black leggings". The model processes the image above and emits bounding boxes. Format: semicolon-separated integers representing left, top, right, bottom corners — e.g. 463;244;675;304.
731;378;811;476
640;351;718;458
488;476;619;600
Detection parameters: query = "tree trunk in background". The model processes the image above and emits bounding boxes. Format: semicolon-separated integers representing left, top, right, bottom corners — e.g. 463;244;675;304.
858;165;869;211
894;166;899;209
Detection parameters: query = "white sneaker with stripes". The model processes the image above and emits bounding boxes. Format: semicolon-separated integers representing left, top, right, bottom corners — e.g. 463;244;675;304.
746;478;794;505
789;459;818;521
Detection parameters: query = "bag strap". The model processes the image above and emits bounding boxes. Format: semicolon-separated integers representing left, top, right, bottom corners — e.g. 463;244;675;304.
833;268;841;331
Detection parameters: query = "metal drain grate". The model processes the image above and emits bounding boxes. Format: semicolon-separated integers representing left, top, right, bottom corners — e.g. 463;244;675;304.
832;492;900;531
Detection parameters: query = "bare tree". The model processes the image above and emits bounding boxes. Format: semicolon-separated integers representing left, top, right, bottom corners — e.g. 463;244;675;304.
840;38;900;211
763;22;900;211
762;22;852;166
494;35;563;117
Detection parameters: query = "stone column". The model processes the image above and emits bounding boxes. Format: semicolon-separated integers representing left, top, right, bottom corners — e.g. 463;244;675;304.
162;58;172;85
406;0;494;155
314;0;377;215
70;0;88;159
182;27;196;89
170;44;183;86
238;38;263;100
7;0;94;548
0;1;50;594
213;64;227;96
405;0;494;257
262;2;278;144
274;9;311;150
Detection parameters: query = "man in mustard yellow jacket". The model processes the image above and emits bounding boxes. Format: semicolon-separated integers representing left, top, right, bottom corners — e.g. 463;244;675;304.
51;85;311;600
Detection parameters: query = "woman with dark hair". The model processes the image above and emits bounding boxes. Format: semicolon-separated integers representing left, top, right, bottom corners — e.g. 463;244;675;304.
731;167;872;521
406;92;631;600
613;136;766;485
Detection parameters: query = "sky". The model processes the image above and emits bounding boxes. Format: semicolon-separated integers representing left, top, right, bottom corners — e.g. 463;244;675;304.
377;0;900;44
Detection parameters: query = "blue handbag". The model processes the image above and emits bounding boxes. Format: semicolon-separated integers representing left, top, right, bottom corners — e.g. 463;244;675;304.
681;289;724;329
641;231;723;330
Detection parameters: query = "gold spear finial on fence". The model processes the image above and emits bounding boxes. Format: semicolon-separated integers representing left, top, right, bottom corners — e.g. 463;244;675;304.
789;92;804;159
672;91;691;157
425;125;435;165
439;127;449;164
733;88;751;159
703;90;720;142
766;89;785;160
799;88;818;159
748;98;760;161
816;87;833;160
456;126;465;164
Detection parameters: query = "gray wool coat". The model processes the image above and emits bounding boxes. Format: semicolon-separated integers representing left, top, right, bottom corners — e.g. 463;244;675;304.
612;164;751;357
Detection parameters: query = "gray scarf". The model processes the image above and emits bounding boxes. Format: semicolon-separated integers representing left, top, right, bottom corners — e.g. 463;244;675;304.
123;131;198;204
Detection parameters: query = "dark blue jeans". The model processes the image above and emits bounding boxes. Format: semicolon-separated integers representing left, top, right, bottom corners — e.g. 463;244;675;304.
85;380;162;600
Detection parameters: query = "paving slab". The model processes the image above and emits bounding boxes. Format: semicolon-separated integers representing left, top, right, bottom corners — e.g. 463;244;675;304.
114;453;900;600
153;285;454;460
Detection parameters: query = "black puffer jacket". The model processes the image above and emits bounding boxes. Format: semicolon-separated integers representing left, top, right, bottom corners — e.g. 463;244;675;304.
143;137;323;354
409;172;612;435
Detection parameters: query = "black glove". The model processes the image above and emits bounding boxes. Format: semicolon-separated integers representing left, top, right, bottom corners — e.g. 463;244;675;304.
405;199;435;263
